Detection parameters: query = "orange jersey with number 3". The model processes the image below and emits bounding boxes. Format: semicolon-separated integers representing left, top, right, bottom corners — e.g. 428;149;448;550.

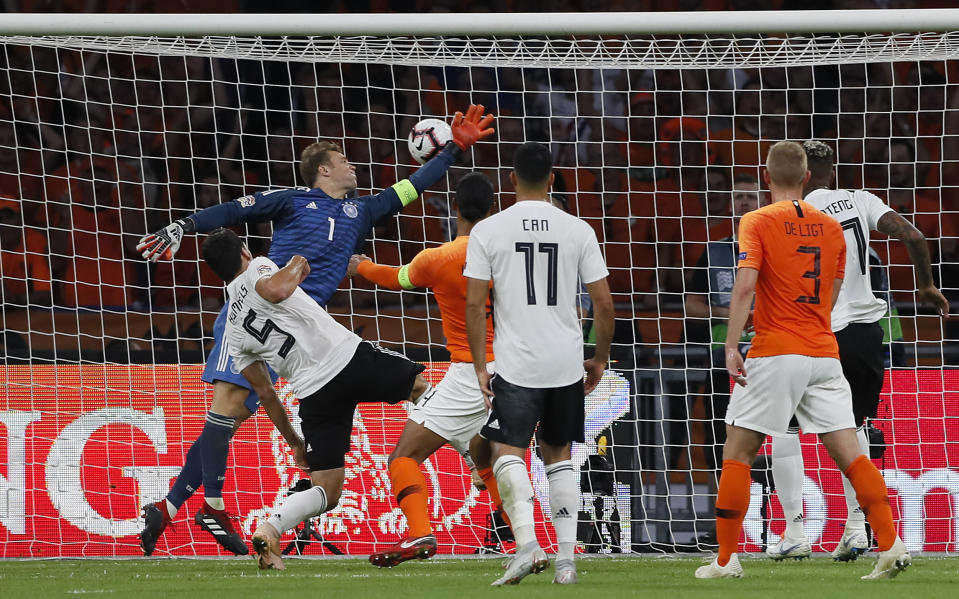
737;199;846;359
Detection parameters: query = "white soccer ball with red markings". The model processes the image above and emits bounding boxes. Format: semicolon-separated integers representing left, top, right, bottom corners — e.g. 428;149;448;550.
407;118;452;164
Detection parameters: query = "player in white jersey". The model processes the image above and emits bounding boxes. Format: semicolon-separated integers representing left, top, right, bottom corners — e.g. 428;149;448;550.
200;228;432;569
766;141;949;562
464;142;615;586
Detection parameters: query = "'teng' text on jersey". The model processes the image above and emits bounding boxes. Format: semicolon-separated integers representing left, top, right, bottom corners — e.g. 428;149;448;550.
803;188;893;332
464;201;608;388
737;200;846;359
225;257;361;398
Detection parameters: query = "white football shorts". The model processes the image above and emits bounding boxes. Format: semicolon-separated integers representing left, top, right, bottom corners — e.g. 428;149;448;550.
408;361;494;454
725;354;856;437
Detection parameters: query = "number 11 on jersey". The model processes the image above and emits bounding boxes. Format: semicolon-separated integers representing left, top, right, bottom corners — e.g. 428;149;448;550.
515;241;558;306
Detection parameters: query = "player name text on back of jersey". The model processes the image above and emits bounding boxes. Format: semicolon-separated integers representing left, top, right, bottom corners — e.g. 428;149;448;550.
818;197;855;216
783;221;825;237
522;218;548;231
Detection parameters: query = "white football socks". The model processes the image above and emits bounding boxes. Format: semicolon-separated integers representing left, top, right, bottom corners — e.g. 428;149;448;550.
841;427;870;533
771;434;806;540
205;497;225;511
545;460;579;562
493;454;536;548
163;499;178;519
266;485;329;534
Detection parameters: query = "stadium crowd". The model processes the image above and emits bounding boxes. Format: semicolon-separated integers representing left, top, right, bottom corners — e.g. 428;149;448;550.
0;0;956;363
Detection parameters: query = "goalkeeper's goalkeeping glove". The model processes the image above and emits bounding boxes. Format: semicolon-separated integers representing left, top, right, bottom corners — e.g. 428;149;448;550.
450;103;495;151
136;218;194;262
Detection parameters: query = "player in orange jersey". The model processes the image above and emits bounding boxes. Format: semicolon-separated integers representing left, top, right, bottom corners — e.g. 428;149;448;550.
695;141;910;581
348;172;504;567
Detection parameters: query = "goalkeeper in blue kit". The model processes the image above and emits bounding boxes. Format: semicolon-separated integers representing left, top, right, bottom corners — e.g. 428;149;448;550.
135;105;495;556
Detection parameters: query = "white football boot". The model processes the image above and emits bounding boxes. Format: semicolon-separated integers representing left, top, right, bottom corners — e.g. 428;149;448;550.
766;537;812;561
832;529;870;562
553;559;577;584
695;553;744;579
491;543;549;586
861;537;911;580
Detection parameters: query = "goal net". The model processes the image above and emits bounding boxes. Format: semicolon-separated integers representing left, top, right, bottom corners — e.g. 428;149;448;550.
0;13;957;557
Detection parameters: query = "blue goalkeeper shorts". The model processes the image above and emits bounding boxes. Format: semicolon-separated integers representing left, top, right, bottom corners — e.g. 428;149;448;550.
201;304;279;414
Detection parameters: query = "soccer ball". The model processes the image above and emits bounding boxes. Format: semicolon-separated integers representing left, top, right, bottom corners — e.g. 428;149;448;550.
407;118;452;164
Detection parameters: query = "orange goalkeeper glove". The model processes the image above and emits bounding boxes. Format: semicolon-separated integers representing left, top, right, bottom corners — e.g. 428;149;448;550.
450;104;495;151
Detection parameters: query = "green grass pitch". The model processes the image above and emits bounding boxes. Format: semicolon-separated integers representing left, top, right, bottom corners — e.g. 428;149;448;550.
1;555;957;598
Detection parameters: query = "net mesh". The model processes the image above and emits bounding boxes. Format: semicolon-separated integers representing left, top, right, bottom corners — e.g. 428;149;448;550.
0;31;956;557
9;33;959;68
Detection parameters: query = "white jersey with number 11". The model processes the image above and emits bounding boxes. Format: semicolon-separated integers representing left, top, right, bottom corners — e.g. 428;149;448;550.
464;200;608;389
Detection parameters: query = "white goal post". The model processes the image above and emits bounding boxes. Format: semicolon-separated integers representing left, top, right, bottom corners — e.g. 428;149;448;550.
0;10;956;558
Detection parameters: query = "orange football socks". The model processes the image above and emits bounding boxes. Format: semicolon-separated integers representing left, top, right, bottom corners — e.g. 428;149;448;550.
843;454;896;551
479;467;511;528
715;459;751;566
389;457;431;538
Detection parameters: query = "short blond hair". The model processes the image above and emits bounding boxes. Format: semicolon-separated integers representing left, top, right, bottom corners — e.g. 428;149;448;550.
299;141;343;186
765;141;808;187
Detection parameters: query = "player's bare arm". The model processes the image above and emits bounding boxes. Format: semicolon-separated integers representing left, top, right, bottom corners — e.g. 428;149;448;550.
584;277;614;395
831;277;844;310
255;255;311;303
239;360;307;470
465;276;493;406
876;211;949;316
725;267;758;386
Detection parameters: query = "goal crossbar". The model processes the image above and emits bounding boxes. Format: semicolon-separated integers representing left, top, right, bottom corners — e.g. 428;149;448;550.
5;9;959;36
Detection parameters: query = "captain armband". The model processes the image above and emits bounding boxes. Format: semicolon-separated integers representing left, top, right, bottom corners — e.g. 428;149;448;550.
397;264;416;290
391;179;419;207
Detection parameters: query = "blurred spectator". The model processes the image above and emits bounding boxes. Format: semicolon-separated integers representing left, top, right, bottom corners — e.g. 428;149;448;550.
45;156;144;308
0;106;45;223
704;167;733;235
0;196;52;308
712;78;770;179
620;92;657;171
881;138;941;246
656;117;716;291
151;176;226;311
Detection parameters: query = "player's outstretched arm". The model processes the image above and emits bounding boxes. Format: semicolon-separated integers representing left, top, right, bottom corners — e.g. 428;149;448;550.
350;249;436;291
136;192;295;262
240;361;308;470
584;277;615;395
465;276;494;407
877;211;950;316
349;254;412;291
725;267;758;387
255;255;311;303
364;104;496;224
